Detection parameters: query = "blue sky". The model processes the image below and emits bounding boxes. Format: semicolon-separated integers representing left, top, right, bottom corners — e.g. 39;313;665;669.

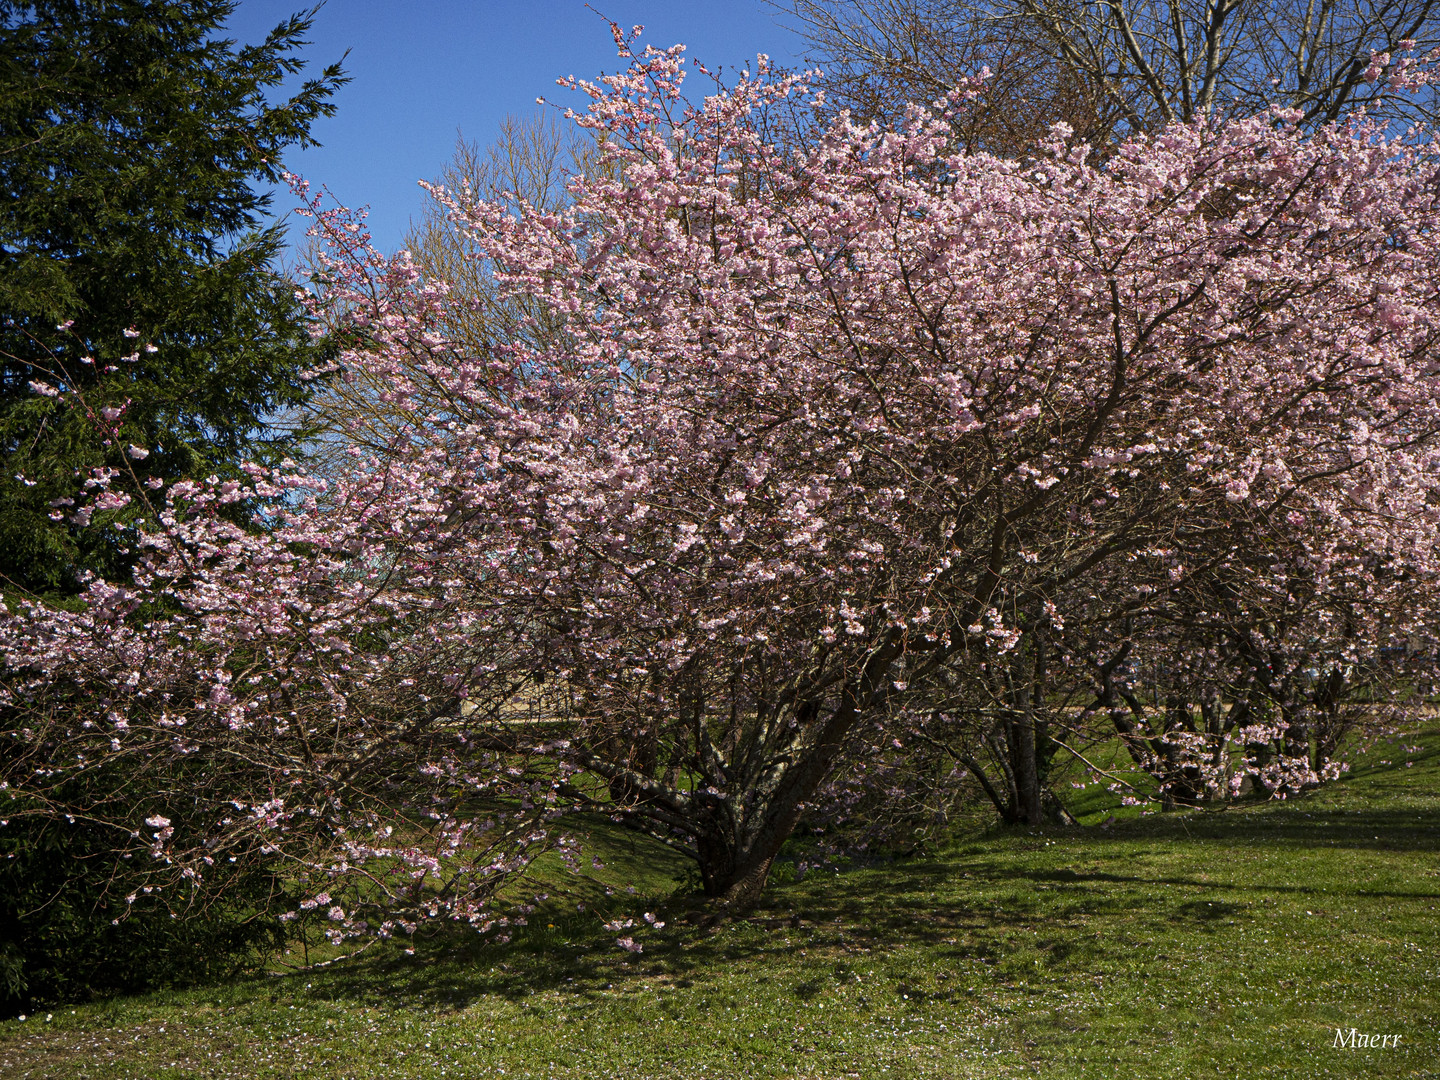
223;1;807;253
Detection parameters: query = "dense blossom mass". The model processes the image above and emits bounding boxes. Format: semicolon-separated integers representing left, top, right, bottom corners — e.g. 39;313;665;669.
5;32;1440;933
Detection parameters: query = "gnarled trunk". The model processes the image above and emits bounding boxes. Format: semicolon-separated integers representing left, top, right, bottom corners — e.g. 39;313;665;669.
696;833;780;909
686;650;900;910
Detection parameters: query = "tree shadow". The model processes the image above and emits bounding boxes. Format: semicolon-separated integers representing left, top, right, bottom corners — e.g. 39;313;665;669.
249;764;1440;1011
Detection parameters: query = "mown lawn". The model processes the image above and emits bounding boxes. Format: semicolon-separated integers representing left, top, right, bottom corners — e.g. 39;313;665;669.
3;728;1437;1080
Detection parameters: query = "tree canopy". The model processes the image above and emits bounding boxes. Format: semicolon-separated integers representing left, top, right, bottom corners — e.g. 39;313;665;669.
775;0;1440;144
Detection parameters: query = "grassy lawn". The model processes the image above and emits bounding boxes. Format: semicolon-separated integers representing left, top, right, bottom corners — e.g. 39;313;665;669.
2;729;1436;1080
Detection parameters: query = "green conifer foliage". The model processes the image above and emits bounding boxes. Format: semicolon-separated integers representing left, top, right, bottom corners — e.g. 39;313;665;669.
0;0;347;597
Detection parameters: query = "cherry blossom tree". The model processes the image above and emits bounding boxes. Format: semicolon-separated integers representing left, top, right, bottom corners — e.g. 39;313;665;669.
6;30;1440;936
1069;507;1438;808
403;34;1440;885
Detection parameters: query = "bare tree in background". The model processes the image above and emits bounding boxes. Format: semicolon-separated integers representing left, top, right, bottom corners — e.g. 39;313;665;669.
300;112;589;469
404;112;585;355
774;0;1113;148
774;0;1440;142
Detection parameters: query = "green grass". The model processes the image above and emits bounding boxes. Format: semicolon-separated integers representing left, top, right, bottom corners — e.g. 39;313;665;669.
3;729;1438;1079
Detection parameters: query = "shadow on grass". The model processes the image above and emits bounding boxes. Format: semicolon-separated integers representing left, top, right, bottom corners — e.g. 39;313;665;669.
961;859;1440;895
258;753;1440;1014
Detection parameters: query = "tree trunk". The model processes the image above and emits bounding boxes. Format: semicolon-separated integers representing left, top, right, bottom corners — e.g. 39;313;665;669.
694;807;799;909
719;851;777;909
688;745;832;906
1010;710;1043;825
689;639;903;909
1008;666;1044;826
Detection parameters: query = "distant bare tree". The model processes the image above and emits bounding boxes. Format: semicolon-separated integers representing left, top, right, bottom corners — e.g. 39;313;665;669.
404;112;586;356
300;112;590;469
775;0;1114;148
774;0;1440;142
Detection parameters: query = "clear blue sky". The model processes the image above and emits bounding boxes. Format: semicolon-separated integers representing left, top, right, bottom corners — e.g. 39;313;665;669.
223;1;807;253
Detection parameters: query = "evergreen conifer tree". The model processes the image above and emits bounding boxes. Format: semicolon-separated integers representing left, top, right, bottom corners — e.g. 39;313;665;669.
0;0;346;596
